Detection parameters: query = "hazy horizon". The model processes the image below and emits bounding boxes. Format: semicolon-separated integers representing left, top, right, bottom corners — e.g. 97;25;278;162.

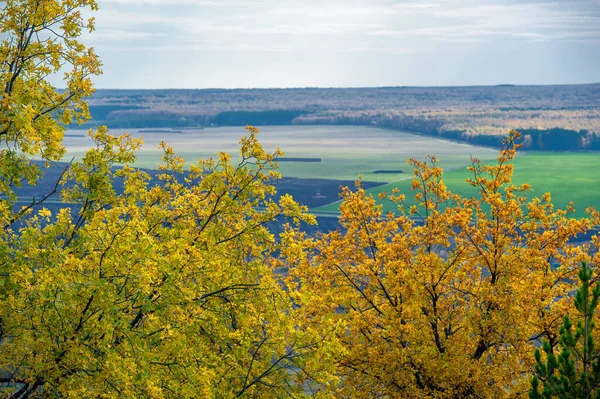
85;81;600;91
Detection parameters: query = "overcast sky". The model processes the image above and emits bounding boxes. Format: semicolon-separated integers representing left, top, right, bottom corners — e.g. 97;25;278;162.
79;0;600;88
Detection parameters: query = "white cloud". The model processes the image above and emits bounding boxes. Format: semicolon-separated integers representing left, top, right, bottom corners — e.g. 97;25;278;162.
83;0;600;87
93;0;600;44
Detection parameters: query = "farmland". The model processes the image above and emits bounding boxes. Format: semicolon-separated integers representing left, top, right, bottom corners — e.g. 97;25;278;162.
62;125;600;219
317;151;600;219
61;86;600;220
64;125;499;182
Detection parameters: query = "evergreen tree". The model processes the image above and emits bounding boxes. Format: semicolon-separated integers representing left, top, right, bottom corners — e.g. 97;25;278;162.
531;262;600;399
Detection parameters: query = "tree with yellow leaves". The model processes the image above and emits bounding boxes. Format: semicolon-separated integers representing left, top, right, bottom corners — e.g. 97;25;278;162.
1;126;317;398
0;0;101;208
284;132;600;398
0;1;316;397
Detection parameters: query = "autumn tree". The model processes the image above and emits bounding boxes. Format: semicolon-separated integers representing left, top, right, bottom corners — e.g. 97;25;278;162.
284;132;600;397
1;127;319;398
0;0;101;209
0;1;317;397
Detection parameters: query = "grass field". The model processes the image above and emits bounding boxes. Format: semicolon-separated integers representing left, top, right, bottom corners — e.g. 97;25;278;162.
64;125;499;182
64;126;600;218
316;152;600;219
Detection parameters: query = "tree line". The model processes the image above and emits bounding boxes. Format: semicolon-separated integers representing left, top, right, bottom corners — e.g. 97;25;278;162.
85;107;600;152
296;112;600;151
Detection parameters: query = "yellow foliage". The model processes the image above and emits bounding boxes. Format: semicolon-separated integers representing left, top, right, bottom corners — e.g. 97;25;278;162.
285;131;600;398
0;0;101;217
0;125;317;397
0;3;317;396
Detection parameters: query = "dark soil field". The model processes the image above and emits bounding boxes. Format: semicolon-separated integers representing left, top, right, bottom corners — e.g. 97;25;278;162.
273;177;384;209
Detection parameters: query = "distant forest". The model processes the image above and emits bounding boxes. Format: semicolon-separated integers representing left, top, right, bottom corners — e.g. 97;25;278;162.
79;84;600;151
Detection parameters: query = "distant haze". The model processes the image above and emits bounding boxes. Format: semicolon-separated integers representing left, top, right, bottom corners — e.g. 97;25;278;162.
72;0;600;89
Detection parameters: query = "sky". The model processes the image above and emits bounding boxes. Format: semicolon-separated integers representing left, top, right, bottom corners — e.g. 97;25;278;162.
80;0;600;88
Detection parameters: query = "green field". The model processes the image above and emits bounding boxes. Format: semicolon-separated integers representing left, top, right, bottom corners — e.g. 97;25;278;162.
64;126;600;218
316;152;600;218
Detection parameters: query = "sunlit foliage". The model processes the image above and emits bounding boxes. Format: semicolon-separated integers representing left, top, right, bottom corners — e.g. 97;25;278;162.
0;0;101;207
284;132;600;397
1;125;316;397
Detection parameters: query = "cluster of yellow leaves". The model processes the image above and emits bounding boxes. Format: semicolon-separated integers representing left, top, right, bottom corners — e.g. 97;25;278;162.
0;126;317;398
0;0;101;208
285;132;600;398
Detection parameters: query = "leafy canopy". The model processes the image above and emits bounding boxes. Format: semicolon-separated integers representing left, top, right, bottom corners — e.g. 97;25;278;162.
284;133;600;398
0;1;318;397
0;0;101;208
